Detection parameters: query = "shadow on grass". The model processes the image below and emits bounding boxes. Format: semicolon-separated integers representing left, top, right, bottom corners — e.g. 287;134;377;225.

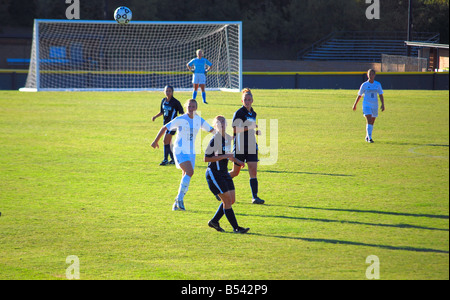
236;212;448;232
211;103;309;110
247;232;449;254
191;210;448;254
258;170;354;177
195;165;354;177
264;204;449;220
381;142;449;148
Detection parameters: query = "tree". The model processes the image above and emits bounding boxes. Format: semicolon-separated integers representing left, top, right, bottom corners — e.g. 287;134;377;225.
2;0;448;58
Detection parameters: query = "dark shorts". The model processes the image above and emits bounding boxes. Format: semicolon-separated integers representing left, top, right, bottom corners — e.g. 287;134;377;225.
206;168;235;196
165;129;176;136
234;151;259;166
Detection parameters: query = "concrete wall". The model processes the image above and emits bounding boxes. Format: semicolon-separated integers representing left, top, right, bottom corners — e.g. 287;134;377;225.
243;72;449;90
0;38;32;69
244;60;381;72
0;71;28;90
1;70;448;91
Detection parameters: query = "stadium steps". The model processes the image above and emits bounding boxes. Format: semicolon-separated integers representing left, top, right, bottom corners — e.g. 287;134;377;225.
301;39;418;62
298;31;440;62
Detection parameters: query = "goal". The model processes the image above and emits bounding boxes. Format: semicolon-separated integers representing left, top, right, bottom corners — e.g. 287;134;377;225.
21;20;242;92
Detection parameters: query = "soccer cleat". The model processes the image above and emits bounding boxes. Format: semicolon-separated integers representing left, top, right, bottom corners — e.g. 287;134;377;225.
365;137;374;143
252;197;265;204
169;160;175;165
177;199;186;211
172;199;186;211
208;220;225;232
160;160;169;166
234;226;250;234
203;101;208;104
172;200;179;211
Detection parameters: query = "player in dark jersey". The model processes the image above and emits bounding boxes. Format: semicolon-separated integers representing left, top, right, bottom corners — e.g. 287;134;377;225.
204;116;249;234
152;86;184;165
229;88;265;204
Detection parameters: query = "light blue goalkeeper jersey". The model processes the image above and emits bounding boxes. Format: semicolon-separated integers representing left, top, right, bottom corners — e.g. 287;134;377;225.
187;58;212;74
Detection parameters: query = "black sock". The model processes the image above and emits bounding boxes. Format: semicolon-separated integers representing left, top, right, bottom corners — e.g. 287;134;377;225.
250;178;258;199
224;208;239;230
164;144;170;161
211;203;224;223
169;146;174;161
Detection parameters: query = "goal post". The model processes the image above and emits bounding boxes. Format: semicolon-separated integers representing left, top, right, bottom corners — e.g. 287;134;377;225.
21;19;242;92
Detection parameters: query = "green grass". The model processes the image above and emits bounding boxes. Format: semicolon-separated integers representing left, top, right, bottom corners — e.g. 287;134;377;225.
0;89;448;280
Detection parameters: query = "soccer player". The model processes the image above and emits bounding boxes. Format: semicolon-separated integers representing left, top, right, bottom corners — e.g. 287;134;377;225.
186;49;212;104
151;85;184;165
353;69;385;143
205;116;250;234
151;99;214;211
229;88;265;205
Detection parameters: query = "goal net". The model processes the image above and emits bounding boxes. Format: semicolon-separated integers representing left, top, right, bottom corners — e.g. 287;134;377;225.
22;20;242;92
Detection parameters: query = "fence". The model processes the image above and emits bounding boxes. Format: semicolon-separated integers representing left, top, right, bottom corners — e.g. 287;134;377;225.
381;54;428;72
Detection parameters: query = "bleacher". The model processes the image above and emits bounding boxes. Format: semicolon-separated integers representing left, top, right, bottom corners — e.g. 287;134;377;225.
298;31;440;62
6;58;30;68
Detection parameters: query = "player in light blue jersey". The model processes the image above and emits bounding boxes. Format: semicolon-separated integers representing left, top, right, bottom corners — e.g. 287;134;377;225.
353;69;385;143
187;49;213;104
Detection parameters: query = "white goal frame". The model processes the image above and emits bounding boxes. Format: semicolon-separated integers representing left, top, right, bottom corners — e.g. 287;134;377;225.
21;19;242;92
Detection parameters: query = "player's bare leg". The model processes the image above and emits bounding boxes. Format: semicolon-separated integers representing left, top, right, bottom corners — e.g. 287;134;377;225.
229;162;243;178
200;84;207;104
192;84;199;100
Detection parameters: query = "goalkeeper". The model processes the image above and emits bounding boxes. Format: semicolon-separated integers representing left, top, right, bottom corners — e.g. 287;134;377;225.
187;49;212;104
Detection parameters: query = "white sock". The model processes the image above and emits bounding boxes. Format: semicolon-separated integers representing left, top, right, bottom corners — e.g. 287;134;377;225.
177;174;191;201
366;124;374;139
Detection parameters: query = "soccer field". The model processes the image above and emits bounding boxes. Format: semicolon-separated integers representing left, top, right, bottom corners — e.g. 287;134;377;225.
0;89;448;280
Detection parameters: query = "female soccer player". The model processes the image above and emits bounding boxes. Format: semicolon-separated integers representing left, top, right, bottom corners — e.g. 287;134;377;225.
353;69;385;143
151;85;184;165
151;99;214;211
205;116;250;234
186;49;213;104
229;88;265;205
